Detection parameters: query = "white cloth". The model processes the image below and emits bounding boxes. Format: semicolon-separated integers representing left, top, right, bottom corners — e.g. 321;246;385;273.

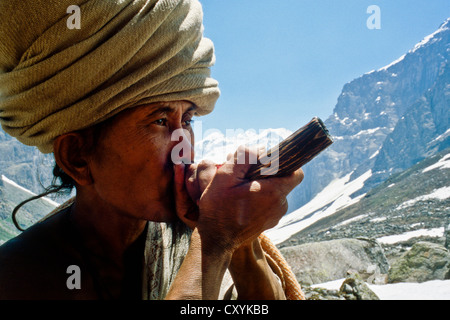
142;220;236;300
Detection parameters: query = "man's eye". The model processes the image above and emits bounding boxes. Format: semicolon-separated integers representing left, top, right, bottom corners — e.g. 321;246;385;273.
183;119;194;127
154;118;168;126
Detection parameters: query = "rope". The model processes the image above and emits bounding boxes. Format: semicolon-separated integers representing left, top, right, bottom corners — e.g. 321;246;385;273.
259;233;305;300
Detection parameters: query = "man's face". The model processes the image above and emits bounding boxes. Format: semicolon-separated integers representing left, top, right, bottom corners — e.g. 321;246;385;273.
87;101;196;222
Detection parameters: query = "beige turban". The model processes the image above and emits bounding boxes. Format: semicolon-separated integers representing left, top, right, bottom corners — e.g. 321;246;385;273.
0;0;220;153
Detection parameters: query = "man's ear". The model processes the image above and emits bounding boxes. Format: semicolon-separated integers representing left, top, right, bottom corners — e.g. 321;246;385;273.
53;133;93;186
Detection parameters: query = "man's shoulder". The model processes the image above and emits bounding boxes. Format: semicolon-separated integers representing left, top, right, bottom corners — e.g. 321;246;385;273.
0;209;72;258
0;208;83;299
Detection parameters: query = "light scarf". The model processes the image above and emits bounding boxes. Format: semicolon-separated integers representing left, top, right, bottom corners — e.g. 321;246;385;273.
142;220;238;300
0;0;219;153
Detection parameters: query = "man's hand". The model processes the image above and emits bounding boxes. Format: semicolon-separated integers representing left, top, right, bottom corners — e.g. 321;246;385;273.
169;146;303;300
174;146;304;253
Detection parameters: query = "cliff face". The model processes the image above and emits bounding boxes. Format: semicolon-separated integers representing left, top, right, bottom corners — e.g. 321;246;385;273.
288;18;450;211
0;128;54;195
369;60;450;189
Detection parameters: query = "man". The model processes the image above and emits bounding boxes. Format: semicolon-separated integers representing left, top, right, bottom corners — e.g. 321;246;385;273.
0;0;304;299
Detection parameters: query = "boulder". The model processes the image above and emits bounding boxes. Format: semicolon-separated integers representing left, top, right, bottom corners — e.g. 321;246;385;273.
280;238;389;285
302;287;346;300
304;272;379;300
338;272;379;300
388;241;450;283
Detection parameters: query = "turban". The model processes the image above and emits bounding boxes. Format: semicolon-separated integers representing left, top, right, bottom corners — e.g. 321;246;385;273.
0;0;220;153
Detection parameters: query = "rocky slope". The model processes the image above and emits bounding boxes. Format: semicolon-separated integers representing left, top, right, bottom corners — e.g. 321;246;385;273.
274;148;450;294
278;148;450;250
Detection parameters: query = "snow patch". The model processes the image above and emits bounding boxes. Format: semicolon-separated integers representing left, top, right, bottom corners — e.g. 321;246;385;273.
395;186;450;210
376;19;448;72
378;54;406;71
334;214;369;228
267;170;372;244
354;127;381;137
410;20;449;53
369;148;381;159
429;128;450;144
376;228;445;244
422;153;450;173
1;175;60;207
313;278;450;300
369;280;450;300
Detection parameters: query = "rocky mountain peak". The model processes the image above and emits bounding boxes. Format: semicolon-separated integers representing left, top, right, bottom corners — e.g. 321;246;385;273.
287;17;450;211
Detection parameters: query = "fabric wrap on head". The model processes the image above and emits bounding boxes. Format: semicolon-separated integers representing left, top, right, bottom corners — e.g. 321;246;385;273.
0;0;220;153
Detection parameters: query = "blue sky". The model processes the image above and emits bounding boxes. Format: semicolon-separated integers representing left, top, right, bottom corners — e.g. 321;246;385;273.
196;0;450;134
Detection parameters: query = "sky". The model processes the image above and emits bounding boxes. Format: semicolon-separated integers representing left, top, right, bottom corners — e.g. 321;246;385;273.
195;0;450;135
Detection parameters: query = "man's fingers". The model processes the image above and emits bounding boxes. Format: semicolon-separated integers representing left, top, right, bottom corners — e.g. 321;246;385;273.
278;167;304;194
265;167;304;195
196;160;217;192
223;145;261;180
240;167;304;200
185;161;217;202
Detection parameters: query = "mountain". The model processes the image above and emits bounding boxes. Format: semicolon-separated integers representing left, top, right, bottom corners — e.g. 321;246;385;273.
194;127;292;163
0;175;57;244
287;18;450;212
0;128;55;195
264;19;450;246
367;58;450;189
